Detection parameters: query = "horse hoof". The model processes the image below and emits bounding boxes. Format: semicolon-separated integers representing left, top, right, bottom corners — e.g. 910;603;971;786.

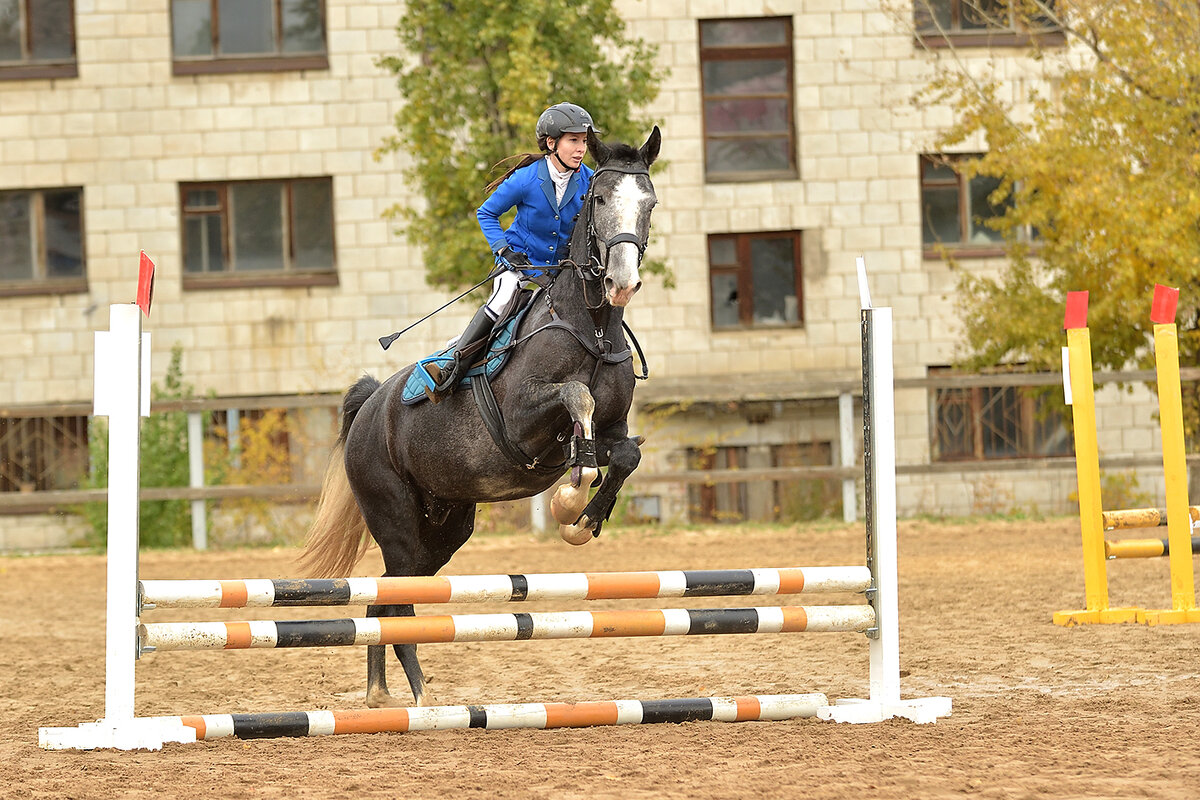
560;516;594;545
366;690;406;709
551;485;587;525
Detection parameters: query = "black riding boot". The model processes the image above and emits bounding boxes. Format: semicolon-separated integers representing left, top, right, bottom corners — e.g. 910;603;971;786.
424;307;496;403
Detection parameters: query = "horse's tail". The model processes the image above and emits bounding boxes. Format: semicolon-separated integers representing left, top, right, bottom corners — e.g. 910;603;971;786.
298;374;382;578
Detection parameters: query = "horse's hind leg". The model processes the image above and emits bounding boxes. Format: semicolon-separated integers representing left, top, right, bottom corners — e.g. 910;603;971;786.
363;496;476;708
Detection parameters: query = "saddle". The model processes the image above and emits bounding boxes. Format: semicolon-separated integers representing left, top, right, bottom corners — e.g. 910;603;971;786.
400;289;538;406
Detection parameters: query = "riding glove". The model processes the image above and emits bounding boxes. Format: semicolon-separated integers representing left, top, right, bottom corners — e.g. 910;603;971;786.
497;246;531;269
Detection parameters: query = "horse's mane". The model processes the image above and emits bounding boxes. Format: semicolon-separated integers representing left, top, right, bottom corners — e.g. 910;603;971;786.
597;142;640;165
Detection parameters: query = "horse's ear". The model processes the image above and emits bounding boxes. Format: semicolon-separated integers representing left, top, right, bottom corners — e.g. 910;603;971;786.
639;125;661;167
587;127;610;165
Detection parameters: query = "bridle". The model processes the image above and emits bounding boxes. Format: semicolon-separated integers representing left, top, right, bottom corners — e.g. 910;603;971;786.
563;162;652;312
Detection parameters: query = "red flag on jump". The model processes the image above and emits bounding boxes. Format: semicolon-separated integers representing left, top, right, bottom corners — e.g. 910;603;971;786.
1150;284;1179;325
137;251;155;317
1063;291;1088;330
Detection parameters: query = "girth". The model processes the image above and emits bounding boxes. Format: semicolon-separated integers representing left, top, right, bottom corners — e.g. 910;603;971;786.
471;378;567;474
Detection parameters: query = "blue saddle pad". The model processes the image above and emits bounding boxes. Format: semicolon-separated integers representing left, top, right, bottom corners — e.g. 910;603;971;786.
400;305;529;405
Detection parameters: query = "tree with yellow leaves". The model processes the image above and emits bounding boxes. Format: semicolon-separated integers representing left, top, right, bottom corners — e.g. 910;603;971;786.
915;1;1200;382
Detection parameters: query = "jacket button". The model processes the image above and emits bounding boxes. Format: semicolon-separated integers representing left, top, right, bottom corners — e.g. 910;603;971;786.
551;232;557;237
554;215;559;220
550;245;555;251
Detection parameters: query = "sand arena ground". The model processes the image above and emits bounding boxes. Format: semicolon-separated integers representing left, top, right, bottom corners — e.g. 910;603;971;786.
4;519;1199;799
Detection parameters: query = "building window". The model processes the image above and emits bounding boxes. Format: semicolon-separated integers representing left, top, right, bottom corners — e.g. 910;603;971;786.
699;16;796;182
913;0;1063;47
170;0;328;75
921;154;1022;257
0;415;89;493
931;370;1071;461
0;0;76;79
0;187;86;296
709;231;803;330
687;446;748;523
180;178;337;290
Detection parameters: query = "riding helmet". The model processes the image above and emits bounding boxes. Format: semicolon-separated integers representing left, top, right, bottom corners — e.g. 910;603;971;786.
536;103;602;142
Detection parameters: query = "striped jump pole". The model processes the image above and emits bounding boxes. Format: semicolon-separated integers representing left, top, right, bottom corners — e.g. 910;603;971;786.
138;605;876;651
139;566;872;609
165;694;829;741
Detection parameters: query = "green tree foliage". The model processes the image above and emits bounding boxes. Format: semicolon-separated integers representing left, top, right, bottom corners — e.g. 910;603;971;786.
377;0;666;289
83;345;196;548
913;1;1200;376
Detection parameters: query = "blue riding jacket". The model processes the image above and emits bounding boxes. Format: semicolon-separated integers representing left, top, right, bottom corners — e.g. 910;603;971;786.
477;158;593;274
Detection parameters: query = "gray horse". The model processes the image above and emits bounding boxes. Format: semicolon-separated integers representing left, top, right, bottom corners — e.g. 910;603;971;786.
301;127;661;707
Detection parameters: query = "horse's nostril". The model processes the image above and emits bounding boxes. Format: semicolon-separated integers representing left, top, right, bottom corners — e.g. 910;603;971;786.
604;276;615;292
633;281;642;294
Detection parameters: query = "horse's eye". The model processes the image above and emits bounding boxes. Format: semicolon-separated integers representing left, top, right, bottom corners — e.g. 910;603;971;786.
595;196;606;206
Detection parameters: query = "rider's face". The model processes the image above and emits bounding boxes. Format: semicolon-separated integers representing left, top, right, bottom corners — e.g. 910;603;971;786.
549;132;587;169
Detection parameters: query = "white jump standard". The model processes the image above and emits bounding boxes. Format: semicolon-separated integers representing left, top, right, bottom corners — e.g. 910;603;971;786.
38;260;950;750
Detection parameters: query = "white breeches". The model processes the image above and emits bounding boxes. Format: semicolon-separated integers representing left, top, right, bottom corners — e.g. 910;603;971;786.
485;269;523;318
446;270;524;347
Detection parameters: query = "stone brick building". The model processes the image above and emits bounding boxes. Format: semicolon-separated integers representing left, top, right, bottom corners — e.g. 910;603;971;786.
0;1;1167;548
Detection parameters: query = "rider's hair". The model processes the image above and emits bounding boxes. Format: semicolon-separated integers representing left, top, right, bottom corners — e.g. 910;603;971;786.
483;134;557;194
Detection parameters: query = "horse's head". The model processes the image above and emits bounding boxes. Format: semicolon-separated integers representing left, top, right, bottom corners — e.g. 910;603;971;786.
582;126;661;308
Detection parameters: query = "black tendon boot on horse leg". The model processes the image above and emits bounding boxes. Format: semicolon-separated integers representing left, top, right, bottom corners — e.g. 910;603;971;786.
424;306;495;403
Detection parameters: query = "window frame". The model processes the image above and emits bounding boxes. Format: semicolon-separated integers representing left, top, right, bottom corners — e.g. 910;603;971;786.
698;15;797;183
913;0;1065;48
0;0;78;81
920;153;1026;259
179;178;338;291
929;370;1072;462
0;413;89;493
0;186;87;297
707;230;804;331
170;0;329;76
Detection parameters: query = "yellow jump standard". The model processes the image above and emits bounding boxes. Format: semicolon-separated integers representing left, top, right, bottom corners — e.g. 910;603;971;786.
1054;285;1200;626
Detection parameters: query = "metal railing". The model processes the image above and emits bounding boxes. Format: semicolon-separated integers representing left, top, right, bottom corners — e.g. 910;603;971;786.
3;368;1198;527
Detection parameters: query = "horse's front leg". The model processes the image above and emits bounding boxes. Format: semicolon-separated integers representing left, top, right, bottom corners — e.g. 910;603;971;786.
543;381;603;544
575;429;643;540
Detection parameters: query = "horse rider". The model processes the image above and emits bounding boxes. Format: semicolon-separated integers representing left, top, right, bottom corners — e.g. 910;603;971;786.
423;102;599;402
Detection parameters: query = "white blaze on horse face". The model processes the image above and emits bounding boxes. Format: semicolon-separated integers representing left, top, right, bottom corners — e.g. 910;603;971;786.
604;174;651;307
